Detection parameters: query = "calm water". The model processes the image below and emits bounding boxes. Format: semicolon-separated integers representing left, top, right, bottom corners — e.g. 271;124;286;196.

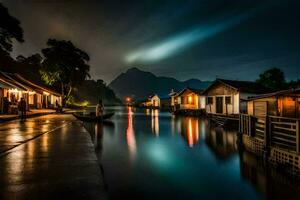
84;106;300;200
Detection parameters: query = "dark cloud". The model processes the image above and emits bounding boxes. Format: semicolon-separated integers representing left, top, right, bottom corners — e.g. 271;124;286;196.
2;0;300;82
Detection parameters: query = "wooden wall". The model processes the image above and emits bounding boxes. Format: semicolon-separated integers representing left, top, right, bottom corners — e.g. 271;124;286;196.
247;97;277;117
248;96;300;118
205;82;237;96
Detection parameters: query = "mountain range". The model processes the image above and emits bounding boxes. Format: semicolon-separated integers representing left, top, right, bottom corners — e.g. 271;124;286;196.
108;67;212;100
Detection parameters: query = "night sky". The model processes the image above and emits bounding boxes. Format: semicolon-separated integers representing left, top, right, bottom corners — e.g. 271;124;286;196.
2;0;300;83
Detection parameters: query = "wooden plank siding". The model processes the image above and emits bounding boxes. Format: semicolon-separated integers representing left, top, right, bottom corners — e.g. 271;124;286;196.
253;101;267;117
248;96;300;118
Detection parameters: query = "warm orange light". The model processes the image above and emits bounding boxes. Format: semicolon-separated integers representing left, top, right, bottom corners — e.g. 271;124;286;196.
181;117;199;148
188;118;193;147
126;106;136;159
188;96;193;104
126;97;131;102
151;109;159;136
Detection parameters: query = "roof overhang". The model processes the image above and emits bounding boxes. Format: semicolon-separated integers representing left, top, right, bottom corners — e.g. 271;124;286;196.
247;88;300;101
202;79;238;95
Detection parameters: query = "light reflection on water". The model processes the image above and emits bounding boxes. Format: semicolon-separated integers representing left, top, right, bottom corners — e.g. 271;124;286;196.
85;106;300;200
126;106;136;160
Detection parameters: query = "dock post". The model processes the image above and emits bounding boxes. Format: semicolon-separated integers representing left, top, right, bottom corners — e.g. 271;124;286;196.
263;116;270;160
296;119;299;153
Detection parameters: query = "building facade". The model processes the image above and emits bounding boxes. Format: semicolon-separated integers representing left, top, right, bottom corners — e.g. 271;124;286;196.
171;88;205;111
202;79;271;116
0;71;62;114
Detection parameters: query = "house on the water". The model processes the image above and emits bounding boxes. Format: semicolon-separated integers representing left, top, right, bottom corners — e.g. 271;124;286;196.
141;94;160;108
202;79;271;116
246;88;300;118
239;88;300;173
171;87;205;111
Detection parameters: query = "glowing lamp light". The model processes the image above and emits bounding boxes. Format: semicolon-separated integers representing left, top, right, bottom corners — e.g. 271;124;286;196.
81;101;89;106
126;97;131;102
188;96;192;103
8;88;20;93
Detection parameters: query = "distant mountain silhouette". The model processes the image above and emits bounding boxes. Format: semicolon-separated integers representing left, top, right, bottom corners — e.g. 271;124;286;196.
108;67;211;100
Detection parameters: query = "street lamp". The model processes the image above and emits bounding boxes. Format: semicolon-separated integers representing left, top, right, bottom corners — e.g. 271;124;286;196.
126;97;132;106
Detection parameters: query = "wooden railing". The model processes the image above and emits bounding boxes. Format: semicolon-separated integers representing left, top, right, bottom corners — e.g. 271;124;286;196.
240;114;266;140
254;117;266;141
239;114;300;153
239;114;252;136
269;116;299;152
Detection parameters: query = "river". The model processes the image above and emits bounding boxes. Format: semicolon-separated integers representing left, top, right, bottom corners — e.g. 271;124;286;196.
84;106;300;200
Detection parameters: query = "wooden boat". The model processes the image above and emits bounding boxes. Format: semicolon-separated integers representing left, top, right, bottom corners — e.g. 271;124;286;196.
73;112;114;122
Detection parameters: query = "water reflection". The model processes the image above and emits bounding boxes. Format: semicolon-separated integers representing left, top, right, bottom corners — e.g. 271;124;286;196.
126;106;136;160
151;109;159;136
179;117;200;147
205;126;238;159
82;107;300;200
94;123;103;152
240;150;300;200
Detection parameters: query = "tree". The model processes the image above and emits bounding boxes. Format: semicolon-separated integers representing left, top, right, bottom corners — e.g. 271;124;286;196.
0;3;24;72
15;54;43;82
256;67;287;90
71;79;121;106
40;39;90;105
0;3;24;55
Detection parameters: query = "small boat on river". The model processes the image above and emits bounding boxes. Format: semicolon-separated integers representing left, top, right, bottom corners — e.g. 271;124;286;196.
73;112;114;122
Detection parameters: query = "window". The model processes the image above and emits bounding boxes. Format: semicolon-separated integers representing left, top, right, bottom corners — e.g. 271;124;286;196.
207;97;213;104
225;96;231;104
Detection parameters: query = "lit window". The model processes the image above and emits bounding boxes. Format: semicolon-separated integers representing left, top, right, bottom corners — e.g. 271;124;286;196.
188;96;193;104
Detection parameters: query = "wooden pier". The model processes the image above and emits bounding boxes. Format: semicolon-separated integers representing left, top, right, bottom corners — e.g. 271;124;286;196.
239;114;300;173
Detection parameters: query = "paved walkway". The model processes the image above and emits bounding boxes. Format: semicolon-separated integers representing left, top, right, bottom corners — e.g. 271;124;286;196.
0;114;107;200
0;109;56;122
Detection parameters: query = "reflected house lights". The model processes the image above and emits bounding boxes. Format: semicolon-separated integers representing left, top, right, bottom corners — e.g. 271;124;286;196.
126;106;136;159
181;117;199;147
151;109;159;135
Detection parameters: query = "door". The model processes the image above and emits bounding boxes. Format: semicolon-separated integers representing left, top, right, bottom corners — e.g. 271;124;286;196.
254;101;267;117
216;97;223;114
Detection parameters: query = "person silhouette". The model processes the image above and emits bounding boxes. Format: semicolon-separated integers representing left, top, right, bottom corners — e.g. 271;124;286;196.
96;99;103;117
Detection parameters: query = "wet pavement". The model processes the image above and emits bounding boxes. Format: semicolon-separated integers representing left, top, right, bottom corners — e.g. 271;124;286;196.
0;115;72;154
0;114;107;200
